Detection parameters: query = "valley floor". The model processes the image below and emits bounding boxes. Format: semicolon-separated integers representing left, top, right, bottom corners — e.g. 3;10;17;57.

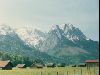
0;67;99;75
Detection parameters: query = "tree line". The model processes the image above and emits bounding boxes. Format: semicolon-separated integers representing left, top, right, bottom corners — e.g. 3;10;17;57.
0;51;66;67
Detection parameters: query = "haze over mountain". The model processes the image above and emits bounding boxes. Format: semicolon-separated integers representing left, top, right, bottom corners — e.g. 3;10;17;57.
0;24;99;64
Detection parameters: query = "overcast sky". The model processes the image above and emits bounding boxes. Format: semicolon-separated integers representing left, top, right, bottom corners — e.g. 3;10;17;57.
0;0;99;41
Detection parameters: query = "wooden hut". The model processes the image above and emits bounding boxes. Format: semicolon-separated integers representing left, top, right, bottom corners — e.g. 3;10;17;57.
57;63;66;67
36;64;44;68
16;64;26;68
77;63;86;67
85;60;99;67
0;60;13;70
31;63;44;69
46;63;56;68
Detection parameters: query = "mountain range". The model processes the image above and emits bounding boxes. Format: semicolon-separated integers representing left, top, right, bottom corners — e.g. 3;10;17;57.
0;24;99;64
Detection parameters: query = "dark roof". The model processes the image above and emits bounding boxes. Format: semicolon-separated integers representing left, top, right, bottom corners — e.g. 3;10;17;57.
31;63;44;68
0;60;11;68
16;64;26;68
85;60;99;63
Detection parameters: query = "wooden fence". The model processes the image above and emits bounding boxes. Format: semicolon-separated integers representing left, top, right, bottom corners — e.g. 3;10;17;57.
39;67;99;75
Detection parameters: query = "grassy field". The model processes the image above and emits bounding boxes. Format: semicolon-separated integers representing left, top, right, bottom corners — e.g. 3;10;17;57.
0;67;99;75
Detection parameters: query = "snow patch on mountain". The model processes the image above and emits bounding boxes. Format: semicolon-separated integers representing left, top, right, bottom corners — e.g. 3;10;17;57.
15;27;46;47
0;24;90;50
59;24;88;41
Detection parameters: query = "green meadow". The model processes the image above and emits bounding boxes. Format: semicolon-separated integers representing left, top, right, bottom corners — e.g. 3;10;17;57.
0;67;99;75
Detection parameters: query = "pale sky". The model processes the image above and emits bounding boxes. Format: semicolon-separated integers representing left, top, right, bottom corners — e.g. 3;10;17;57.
0;0;99;41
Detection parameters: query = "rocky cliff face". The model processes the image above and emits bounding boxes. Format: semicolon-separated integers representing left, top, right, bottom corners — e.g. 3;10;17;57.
0;24;99;64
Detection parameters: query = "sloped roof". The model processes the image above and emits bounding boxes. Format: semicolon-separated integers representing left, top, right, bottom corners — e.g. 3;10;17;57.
0;60;10;67
16;64;26;68
35;64;44;67
85;60;99;63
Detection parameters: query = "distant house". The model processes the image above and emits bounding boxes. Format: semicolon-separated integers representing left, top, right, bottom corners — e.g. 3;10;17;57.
0;60;13;70
46;63;56;68
77;63;86;67
16;64;26;68
57;63;66;67
36;64;44;68
85;60;99;67
31;63;44;69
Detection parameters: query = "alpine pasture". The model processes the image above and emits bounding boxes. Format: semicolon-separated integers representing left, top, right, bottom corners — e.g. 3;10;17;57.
0;67;99;75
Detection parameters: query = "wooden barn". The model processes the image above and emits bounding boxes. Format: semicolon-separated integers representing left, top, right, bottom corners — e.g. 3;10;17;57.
31;63;44;69
36;64;44;68
16;64;26;68
57;63;66;67
77;63;86;67
46;63;56;68
0;60;13;70
85;60;99;67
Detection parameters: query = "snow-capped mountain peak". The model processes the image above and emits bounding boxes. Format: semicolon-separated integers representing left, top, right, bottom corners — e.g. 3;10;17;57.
59;24;87;41
60;23;74;30
0;24;15;35
50;24;87;41
0;24;98;64
0;24;90;50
